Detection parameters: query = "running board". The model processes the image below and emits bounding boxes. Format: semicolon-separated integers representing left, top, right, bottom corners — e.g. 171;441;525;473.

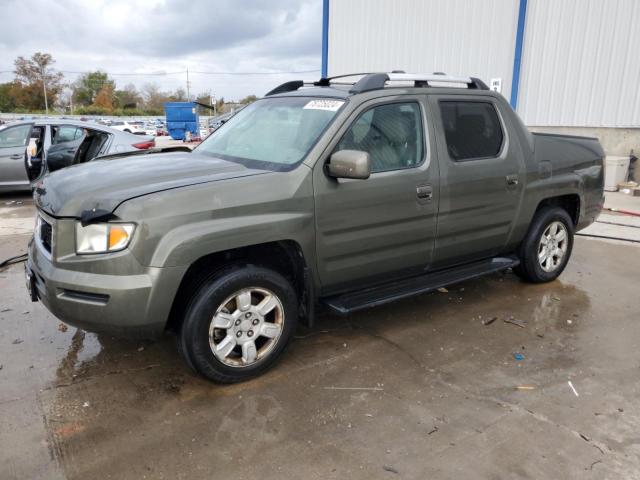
322;256;519;315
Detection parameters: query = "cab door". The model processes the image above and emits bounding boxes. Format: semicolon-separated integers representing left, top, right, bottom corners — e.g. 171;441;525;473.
0;123;33;190
428;95;525;268
47;125;84;171
313;96;439;294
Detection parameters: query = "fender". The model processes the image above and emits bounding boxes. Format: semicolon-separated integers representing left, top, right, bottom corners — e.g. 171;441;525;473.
149;211;316;268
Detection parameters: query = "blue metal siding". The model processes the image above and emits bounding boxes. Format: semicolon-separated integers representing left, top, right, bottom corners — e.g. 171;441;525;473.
509;0;528;109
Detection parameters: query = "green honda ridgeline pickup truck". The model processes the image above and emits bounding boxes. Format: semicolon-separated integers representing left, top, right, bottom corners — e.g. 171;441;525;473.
26;73;604;383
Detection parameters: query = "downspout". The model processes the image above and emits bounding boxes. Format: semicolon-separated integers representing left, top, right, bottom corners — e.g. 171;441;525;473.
321;0;330;78
510;0;528;109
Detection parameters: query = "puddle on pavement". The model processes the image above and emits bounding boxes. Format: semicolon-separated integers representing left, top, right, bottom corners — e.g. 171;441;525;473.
10;265;602;479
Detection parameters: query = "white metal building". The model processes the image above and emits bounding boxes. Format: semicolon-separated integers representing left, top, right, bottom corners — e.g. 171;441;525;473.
322;0;640;155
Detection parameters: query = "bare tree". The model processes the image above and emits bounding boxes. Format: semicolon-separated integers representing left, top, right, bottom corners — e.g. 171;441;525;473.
14;52;64;113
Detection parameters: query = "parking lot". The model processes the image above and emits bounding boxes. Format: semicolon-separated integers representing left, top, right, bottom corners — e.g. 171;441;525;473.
1;192;639;479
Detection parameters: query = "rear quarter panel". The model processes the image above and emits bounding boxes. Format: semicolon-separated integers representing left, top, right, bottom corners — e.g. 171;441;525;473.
517;133;604;237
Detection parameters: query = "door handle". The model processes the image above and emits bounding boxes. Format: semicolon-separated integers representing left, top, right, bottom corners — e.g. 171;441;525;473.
10;154;23;160
506;174;519;186
416;185;433;200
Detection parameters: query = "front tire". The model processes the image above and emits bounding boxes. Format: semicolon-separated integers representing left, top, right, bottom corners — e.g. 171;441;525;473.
179;266;297;383
515;207;574;283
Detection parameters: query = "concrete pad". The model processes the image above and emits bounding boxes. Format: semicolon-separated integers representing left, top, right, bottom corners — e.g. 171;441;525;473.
1;194;640;479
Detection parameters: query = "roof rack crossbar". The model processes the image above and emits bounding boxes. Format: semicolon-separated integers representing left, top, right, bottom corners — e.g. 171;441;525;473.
265;80;305;96
349;73;390;94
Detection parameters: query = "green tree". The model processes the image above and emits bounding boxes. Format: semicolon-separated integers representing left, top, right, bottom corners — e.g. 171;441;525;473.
141;83;167;113
74;71;115;106
13;52;64;111
0;82;19;112
195;92;214;106
169;88;187;102
216;97;225;113
114;83;142;110
239;94;258;104
94;84;115;113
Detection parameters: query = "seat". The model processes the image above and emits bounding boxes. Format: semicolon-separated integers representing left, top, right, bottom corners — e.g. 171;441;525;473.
361;106;415;171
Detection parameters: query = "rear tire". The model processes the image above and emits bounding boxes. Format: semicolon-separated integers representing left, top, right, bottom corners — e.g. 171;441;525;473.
178;266;297;383
514;207;574;283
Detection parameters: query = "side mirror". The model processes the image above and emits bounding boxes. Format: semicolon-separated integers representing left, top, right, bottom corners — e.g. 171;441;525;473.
327;150;371;180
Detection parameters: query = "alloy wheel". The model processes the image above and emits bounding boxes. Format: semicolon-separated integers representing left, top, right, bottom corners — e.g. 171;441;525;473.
537;221;568;272
208;287;284;367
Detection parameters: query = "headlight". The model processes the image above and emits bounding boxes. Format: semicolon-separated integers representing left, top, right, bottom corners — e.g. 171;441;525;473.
75;222;135;254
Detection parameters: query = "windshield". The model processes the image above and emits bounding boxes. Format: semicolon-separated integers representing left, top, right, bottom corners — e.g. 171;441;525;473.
195;96;345;170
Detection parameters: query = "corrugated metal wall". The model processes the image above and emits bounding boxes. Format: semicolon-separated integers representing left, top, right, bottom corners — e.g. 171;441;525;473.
327;0;520;100
327;0;640;128
519;0;640;127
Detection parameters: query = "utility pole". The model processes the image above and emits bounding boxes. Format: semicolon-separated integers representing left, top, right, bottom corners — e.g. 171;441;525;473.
41;65;49;115
186;68;191;101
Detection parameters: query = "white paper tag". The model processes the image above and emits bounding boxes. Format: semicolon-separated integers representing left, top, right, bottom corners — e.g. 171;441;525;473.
303;99;344;111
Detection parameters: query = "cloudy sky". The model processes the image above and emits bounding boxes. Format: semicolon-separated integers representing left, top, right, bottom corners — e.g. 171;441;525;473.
0;0;322;100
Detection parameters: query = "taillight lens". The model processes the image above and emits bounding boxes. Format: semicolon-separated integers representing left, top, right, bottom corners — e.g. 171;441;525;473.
132;139;155;149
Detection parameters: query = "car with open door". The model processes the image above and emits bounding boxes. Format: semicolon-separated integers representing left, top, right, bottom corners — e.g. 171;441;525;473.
0;119;155;192
0;122;36;192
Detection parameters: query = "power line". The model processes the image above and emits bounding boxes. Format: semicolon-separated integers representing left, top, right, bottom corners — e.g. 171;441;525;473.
189;69;320;75
1;68;320;76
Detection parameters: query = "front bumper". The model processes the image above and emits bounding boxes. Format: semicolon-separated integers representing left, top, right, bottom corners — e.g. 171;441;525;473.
26;215;187;339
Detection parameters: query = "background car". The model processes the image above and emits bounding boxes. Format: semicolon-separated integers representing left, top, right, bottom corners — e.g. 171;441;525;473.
109;120;146;135
142;122;157;136
0;119;155;192
207;110;240;133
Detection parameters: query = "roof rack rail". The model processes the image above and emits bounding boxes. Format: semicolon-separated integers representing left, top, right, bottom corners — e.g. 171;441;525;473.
265;72;489;96
350;73;489;93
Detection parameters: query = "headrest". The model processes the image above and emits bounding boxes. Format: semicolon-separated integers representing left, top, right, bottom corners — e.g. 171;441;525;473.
371;107;413;144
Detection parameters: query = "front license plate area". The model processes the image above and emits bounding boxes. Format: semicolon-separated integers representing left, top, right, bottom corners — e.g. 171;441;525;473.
25;266;38;302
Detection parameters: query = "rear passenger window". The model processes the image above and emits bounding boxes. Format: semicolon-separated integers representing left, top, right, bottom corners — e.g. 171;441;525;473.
52;126;80;144
439;101;504;161
336;102;424;173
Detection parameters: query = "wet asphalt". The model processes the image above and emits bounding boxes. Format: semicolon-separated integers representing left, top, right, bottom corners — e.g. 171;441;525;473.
1;192;639;479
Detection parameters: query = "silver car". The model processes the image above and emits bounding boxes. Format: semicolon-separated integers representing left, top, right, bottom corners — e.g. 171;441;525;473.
0;119;155;192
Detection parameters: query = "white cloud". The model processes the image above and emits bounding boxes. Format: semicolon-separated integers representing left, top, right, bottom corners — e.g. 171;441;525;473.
0;0;322;99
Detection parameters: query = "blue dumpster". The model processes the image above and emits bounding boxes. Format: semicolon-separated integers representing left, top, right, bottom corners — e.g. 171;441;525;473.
164;102;200;141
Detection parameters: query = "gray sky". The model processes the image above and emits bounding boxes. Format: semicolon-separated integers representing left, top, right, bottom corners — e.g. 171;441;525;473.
0;0;322;100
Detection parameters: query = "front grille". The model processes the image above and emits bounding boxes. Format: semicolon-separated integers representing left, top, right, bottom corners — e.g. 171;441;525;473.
39;217;52;253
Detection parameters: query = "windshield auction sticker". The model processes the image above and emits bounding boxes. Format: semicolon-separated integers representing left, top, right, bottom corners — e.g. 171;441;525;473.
303;100;345;111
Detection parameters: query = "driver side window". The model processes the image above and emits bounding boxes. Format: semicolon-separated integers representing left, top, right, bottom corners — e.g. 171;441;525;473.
335;102;424;173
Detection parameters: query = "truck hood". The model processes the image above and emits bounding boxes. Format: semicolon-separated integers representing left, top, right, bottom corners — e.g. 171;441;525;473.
34;151;269;217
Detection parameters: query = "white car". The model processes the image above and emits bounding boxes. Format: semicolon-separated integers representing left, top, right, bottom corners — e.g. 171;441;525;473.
143;123;157;136
109;121;146;135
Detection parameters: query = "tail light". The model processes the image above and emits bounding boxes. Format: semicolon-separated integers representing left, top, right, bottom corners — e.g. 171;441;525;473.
132;139;155;149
